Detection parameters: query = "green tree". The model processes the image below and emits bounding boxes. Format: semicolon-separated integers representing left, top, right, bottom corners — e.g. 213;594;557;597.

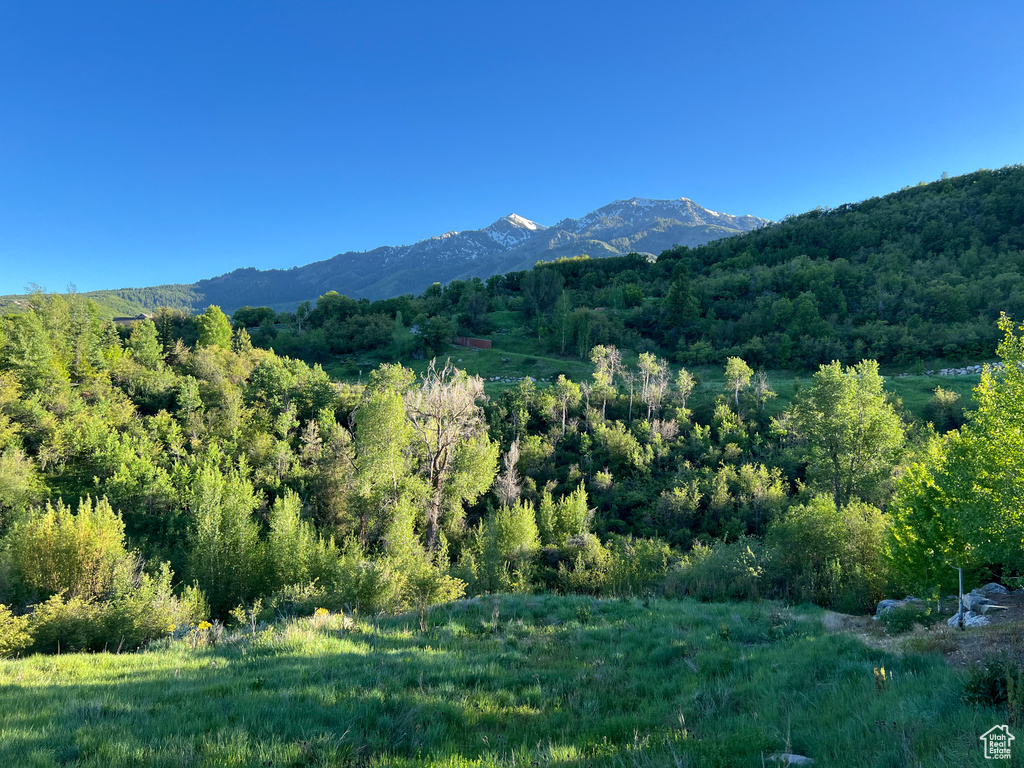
405;360;498;550
196;305;233;350
353;364;418;549
553;291;573;355
724;357;753;410
890;316;1024;588
6;496;130;601
551;375;582;436
767;494;890;612
791;360;906;508
128;320;164;370
0;447;44;534
264;490;334;591
185;459;263;614
590;345;621;420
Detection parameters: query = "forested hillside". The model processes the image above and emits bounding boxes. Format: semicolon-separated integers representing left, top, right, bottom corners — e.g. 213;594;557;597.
1;167;1023;660
238;166;1024;371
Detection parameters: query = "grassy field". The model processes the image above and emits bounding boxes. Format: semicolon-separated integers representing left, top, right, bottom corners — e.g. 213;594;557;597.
0;595;1001;767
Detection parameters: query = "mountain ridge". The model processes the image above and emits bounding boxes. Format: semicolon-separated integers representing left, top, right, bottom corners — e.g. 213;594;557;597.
190;195;768;312
1;196;769;316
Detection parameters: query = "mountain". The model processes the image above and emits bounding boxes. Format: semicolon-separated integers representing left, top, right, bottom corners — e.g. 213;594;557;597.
191;197;768;313
0;197;769;316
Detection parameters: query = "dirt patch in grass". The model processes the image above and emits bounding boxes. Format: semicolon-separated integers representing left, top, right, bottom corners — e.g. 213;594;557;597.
828;592;1024;671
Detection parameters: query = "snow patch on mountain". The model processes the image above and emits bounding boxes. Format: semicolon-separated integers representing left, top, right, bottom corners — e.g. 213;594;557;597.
484;214;548;248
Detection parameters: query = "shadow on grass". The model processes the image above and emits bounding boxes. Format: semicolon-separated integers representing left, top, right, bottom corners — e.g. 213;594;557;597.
0;596;995;767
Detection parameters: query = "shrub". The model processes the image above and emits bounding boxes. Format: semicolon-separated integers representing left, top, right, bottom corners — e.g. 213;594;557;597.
604;536;673;596
26;566;208;654
104;565;208;649
185;462;263;615
331;551;406;615
876;603;936;635
461;500;540;594
28;594;109;653
553;534;612;595
923;386;966;432
264;489;339;592
403;558;466;631
766;494;891;613
0;604;30;658
7;496;133;602
964;654;1024;724
665;538;765;602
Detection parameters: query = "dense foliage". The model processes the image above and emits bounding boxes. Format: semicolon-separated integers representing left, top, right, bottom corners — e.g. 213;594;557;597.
2;167;1023;656
226;166;1023;370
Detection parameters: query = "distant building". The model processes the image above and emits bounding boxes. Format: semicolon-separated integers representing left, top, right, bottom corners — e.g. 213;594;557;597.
112;314;153;326
452;337;493;350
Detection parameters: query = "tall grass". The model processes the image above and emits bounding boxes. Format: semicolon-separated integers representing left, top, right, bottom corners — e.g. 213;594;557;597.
0;595;1000;766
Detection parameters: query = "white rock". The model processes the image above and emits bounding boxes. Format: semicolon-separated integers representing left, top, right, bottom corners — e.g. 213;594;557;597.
948;611;990;627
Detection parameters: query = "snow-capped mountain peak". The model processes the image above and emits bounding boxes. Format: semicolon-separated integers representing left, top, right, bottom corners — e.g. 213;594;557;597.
194;195;770;309
503;213;543;230
484;213;548;248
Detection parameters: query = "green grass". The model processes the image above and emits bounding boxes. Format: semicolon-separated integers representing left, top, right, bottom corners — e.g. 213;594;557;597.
0;596;999;766
884;373;981;416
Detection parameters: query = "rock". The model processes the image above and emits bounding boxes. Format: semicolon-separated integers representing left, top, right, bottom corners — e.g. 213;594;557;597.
963;593;992;612
978;604;1009;614
948;611;991;628
979;582;1009;595
768;756;814;765
876;599;905;616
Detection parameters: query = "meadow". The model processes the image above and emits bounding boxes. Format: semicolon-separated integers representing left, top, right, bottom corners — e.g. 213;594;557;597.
0;595;999;767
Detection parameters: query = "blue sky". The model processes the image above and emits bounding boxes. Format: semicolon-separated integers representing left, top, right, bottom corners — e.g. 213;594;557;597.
1;1;1022;295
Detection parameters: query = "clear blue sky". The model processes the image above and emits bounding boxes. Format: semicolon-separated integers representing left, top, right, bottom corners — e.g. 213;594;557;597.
1;1;1022;295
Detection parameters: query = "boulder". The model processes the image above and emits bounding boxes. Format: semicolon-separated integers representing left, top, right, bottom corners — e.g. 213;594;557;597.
962;592;992;612
875;599;905;616
979;582;1009;595
947;611;991;628
768;756;814;765
978;604;1009;615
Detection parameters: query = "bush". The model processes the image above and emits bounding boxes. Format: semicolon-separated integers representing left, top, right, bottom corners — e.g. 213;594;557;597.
552;534;612;595
7;496;133;602
185;462;263;615
876;603;937;635
964;654;1024;724
923;386;966;432
403;558;466;631
331;551;407;615
264;490;339;593
0;604;30;658
28;594;109;653
766;495;891;613
460;500;540;594
665;538;765;602
604;536;673;596
27;566;208;654
104;565;208;649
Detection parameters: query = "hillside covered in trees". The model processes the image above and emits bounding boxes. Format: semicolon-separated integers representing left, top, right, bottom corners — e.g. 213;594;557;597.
1;167;1023;659
229;166;1024;372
